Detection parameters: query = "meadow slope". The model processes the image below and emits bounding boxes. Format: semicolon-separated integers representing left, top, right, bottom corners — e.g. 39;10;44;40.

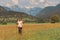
0;23;60;40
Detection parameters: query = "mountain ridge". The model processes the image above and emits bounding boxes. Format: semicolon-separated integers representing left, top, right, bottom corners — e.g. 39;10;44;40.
3;5;42;16
37;4;60;21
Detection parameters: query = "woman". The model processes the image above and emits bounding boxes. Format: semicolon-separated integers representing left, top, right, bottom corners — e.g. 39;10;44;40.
17;18;23;34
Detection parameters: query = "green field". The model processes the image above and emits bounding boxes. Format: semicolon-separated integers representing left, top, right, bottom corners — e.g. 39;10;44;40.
0;23;60;40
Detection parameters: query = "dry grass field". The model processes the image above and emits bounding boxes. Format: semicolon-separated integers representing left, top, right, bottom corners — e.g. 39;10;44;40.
0;23;60;40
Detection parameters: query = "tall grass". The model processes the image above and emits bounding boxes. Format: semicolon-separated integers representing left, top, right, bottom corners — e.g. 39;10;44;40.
0;24;60;40
2;28;60;40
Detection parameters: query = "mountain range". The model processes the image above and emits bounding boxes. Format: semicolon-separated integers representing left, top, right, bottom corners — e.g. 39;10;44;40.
37;4;60;20
0;6;35;19
0;4;60;20
3;5;42;16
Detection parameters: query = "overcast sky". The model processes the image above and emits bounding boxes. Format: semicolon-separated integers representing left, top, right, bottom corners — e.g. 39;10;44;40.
0;0;60;9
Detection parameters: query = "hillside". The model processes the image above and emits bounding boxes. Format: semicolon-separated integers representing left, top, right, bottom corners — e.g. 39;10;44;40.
0;6;34;18
27;7;42;16
0;6;38;23
37;4;60;22
5;5;42;16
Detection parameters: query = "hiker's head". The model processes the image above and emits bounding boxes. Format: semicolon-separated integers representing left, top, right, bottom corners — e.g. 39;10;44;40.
18;18;22;21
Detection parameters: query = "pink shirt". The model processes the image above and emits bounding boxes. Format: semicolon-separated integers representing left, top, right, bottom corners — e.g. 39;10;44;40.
17;21;23;27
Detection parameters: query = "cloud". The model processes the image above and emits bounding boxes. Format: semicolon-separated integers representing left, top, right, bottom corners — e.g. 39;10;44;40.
40;0;45;2
12;0;18;4
18;0;60;8
30;0;35;3
19;5;35;9
35;2;39;5
0;0;60;8
24;6;30;9
48;2;58;6
6;3;11;7
44;1;58;7
44;3;49;7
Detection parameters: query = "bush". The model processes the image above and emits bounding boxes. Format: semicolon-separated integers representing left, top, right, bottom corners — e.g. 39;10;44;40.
2;22;7;25
50;15;59;23
2;20;7;25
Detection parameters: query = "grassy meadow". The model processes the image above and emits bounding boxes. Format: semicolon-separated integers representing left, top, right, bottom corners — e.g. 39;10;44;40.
0;23;60;40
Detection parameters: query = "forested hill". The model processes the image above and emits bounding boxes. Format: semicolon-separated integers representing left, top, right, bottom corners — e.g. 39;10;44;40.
0;6;38;23
36;4;60;22
37;4;60;19
0;6;36;18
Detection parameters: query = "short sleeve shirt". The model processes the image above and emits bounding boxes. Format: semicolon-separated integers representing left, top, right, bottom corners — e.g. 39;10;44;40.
17;21;22;27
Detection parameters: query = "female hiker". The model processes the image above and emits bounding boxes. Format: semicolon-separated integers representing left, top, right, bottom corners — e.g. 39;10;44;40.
17;18;23;34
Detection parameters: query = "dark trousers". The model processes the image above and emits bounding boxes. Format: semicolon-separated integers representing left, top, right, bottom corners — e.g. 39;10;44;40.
18;27;22;34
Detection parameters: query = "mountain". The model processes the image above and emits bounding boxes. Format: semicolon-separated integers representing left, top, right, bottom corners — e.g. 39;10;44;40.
5;5;42;16
9;5;25;12
0;5;38;23
3;6;12;11
0;5;35;18
27;7;42;16
37;4;60;20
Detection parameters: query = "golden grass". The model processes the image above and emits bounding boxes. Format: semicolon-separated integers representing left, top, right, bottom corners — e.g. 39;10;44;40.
0;23;60;40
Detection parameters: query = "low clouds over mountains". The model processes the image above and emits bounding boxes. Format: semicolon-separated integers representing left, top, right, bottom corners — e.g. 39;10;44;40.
0;0;60;8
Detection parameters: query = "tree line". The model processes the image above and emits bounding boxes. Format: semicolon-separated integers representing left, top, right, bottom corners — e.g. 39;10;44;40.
37;14;60;23
0;14;60;25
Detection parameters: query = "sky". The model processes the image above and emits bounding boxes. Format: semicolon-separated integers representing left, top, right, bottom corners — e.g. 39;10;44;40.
0;0;60;9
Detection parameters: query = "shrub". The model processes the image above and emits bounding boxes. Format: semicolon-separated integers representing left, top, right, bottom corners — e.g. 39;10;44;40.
50;14;59;23
2;21;7;25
